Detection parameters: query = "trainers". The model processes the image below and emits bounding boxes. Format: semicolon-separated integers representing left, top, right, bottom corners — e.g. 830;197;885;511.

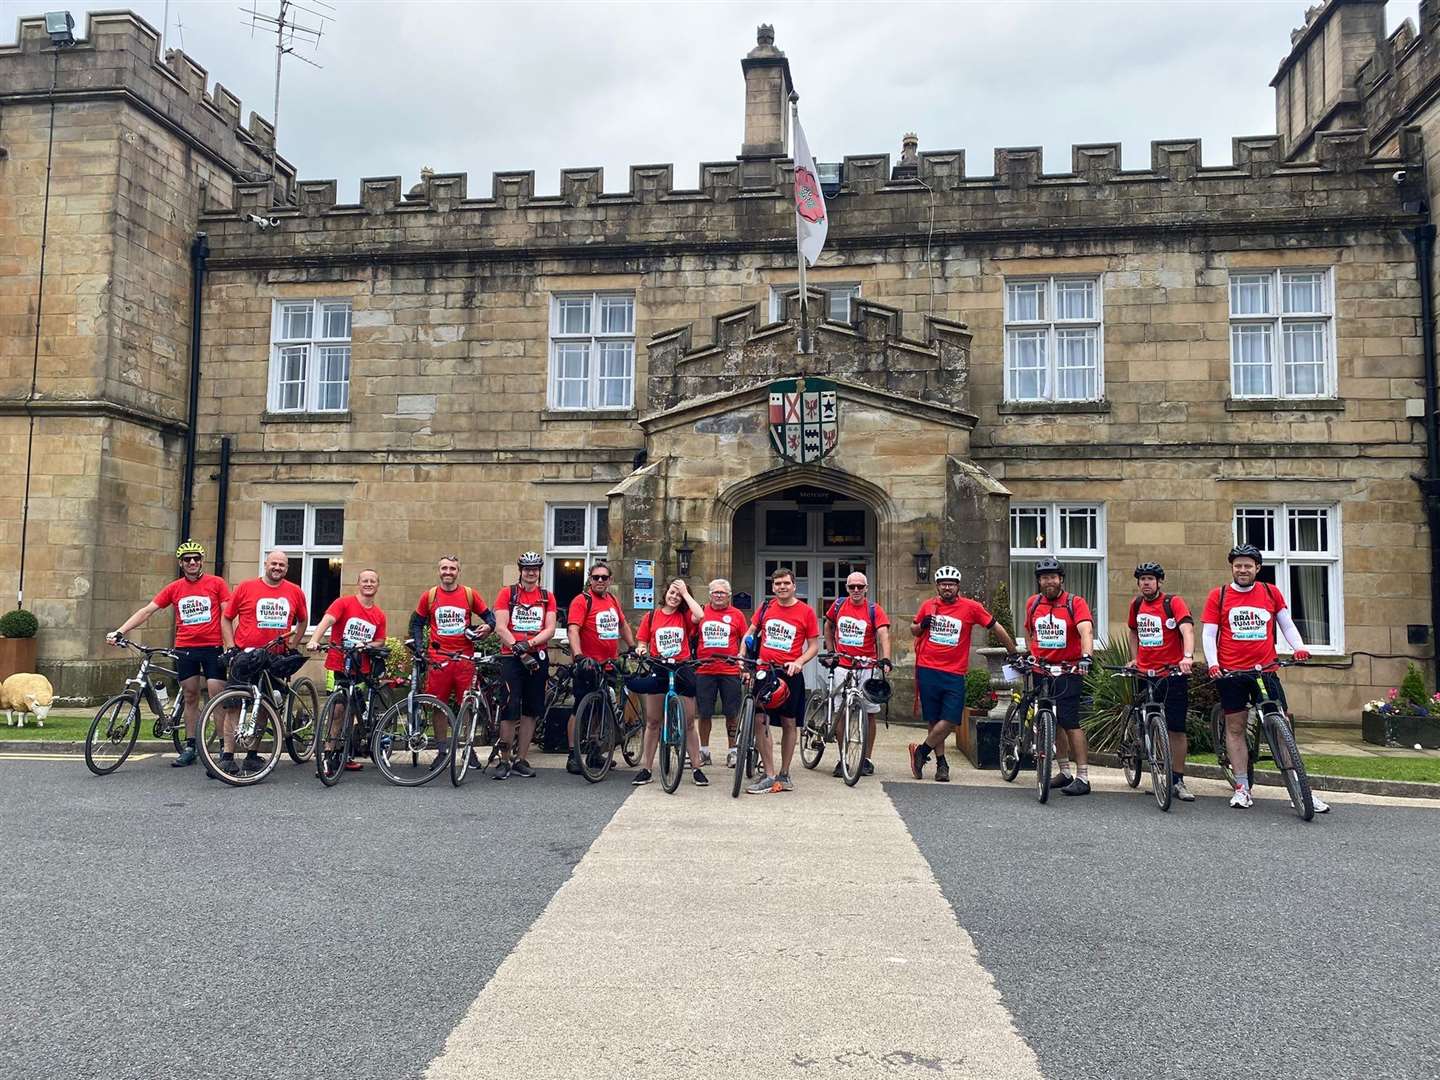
1230;785;1253;809
219;757;240;776
468;749;485;771
861;758;875;776
632;769;654;786
1050;772;1074;789
1174;779;1196;802
776;773;794;792
1061;776;1092;796
1294;792;1331;814
693;769;709;787
935;760;951;783
241;753;264;774
832;760;843;778
492;759;511;780
566;752;582;775
511;758;536;779
726;748;737;769
171;745;198;768
343;760;364;772
746;775;775;795
700;749;712;767
908;742;926;780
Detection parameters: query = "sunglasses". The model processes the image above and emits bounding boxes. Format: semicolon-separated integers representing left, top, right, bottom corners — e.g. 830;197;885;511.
180;555;203;563
590;574;610;581
846;584;866;590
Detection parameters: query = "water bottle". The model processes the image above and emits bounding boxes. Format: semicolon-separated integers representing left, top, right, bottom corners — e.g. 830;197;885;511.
155;683;170;711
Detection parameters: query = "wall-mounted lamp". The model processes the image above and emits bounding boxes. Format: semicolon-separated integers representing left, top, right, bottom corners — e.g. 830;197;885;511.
675;532;695;578
912;533;933;584
44;11;75;46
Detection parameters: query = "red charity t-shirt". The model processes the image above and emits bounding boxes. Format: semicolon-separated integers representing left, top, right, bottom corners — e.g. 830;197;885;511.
1128;592;1193;669
416;585;489;660
496;586;556;655
638;607;694;661
752;600;820;665
914;596;993;675
1025;591;1093;663
696;603;744;675
567;591;627;662
825;597;891;660
1203;583;1285;670
323;595;388;673
152;574;230;649
225;578;308;650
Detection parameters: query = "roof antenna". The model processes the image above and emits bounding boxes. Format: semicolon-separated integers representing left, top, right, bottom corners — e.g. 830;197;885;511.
240;0;333;207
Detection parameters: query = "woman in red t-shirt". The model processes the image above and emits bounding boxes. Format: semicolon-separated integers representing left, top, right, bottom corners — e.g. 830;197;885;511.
628;579;706;787
306;569;388;770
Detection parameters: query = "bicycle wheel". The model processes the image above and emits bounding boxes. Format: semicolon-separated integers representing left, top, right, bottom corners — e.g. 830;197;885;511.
197;688;283;787
1120;712;1143;789
451;695;482;787
1034;708;1055;804
839;696;865;787
284;677;319;764
659;693;685;794
1210;703;1234;786
800;691;826;770
732;699;755;798
998;701;1023;783
84;694;143;775
1264;710;1314;821
371;695;453;787
620;691;643;766
316;689;350;787
574;692;614;784
1145;708;1173;812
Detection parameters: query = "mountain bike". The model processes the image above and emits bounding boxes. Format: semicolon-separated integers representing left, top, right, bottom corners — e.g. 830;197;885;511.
1210;659;1315;821
1109;664;1183;812
801;652;876;786
314;642;392;786
636;656;702;794
196;635;320;787
999;656;1084;804
730;656;777;799
451;641;507;786
85;635;186;775
572;655;645;783
369;641;455;787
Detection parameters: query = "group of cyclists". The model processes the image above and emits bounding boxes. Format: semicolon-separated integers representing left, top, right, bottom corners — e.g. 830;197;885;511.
104;536;1328;811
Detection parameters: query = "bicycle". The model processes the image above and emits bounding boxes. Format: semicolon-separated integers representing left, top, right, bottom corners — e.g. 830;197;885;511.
314;642;393;786
85;634;187;775
800;652;875;786
1209;659;1315;821
369;640;456;787
636;655;702;794
729;656;779;799
999;656;1084;804
572;655;645;783
450;637;506;787
195;635;320;787
1109;663;1184;812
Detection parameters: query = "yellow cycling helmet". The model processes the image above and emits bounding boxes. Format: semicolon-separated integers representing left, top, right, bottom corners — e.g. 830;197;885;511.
175;539;206;560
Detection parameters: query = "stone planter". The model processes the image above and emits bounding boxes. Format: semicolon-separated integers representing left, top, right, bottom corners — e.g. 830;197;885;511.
0;636;37;681
1362;710;1440;749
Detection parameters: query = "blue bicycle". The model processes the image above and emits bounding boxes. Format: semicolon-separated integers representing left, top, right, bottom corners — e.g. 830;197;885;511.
640;656;701;794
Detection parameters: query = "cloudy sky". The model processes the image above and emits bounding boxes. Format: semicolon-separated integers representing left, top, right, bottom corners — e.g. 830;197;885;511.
19;0;1424;200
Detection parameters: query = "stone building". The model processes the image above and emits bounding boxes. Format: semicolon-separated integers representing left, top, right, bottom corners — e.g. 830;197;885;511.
2;1;1438;721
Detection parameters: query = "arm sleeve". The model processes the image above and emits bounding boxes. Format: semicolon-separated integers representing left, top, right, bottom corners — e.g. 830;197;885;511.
408;611;426;643
1202;624;1219;669
1274;608;1307;651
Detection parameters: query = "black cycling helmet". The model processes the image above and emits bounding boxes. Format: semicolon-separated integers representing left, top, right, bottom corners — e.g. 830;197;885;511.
1227;544;1263;565
1034;557;1064;579
862;676;892;706
1133;562;1165;581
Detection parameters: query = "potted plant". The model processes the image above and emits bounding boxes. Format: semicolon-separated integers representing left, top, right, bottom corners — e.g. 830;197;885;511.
954;668;1001;765
0;608;39;682
1362;663;1440;749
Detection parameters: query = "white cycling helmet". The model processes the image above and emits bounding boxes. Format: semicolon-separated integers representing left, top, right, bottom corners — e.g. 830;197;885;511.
933;565;961;583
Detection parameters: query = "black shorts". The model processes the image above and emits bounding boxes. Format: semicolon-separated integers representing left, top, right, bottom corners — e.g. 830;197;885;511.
1044;673;1085;731
501;655;548;721
696;673;741;719
625;668;697;698
1217;672;1287;715
175;646;224;682
1137;675;1189;733
760;671;805;725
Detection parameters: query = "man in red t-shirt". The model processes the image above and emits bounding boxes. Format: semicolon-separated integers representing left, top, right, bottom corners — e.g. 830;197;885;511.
493;551;557;779
565;561;635;774
1125;562;1196;801
744;568;820;793
1202;544;1317;811
693;579;745;769
109;539;231;767
1021;557;1094;796
908;565;1016;783
410;555;493;763
823;571;894;779
307;568;388;771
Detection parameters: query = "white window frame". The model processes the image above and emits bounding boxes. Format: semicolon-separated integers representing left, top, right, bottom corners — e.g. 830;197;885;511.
1009;501;1108;637
1003;276;1104;403
1226;268;1337;400
260;502;344;630
545;503;610;594
1232;502;1344;654
548;292;635;411
768;282;860;323
267;299;353;413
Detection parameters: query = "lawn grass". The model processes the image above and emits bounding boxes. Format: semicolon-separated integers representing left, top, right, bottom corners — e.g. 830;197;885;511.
1297;754;1440;785
0;711;96;741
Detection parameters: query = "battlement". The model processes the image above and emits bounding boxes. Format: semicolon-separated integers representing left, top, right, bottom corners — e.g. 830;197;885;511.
1356;4;1440;158
1;10;295;195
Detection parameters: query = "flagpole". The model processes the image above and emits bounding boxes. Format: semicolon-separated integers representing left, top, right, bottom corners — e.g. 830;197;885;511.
791;91;810;355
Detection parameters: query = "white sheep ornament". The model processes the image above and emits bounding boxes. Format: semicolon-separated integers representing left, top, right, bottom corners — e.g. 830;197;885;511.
2;673;54;728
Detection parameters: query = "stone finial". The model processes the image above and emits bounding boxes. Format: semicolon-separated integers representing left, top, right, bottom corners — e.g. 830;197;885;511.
900;133;919;165
748;23;784;58
405;165;435;202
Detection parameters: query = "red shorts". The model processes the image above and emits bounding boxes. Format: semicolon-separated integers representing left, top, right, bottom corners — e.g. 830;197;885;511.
425;658;474;706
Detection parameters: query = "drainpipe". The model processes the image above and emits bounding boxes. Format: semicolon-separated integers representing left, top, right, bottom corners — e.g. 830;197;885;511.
179;232;209;543
213;436;231;580
1408;223;1440;685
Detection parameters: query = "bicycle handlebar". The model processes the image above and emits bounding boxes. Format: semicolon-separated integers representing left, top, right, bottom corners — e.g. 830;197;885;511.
816;651;892;671
1008;655;1086;677
1212;659;1306;678
1106;663;1189;679
105;633;177;659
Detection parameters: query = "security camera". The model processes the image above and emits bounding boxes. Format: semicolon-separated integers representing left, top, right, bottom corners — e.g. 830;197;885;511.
1394;170;1408;184
245;213;280;229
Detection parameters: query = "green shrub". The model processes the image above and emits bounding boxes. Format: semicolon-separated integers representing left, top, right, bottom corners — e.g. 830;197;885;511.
1186;667;1218;754
965;668;994;712
1400;662;1430;711
1079;637;1134;751
0;609;38;638
990;581;1015;640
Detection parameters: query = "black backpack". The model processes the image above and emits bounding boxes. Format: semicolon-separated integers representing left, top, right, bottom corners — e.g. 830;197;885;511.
826;597;877;628
1217;582;1281;644
1128;593;1177;628
1025;592;1077;639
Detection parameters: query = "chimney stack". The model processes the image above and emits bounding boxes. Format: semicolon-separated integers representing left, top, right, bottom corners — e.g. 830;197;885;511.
739;24;793;161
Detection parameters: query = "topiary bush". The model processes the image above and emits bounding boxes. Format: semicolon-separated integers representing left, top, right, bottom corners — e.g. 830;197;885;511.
965;668;995;713
1400;662;1430;711
0;609;39;638
990;581;1015;640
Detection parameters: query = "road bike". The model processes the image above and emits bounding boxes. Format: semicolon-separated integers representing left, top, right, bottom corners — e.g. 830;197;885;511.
1210;659;1315;821
1109;663;1184;812
800;652;879;786
369;641;456;787
730;656;778;799
636;655;702;794
313;642;393;786
85;635;187;775
450;637;507;786
572;655;645;783
195;635;320;787
999;656;1084;804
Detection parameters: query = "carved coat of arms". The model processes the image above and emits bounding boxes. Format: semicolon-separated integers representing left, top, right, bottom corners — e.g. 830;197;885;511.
768;377;838;464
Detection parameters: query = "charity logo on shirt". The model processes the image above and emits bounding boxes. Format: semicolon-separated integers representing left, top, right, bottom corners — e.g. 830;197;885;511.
1228;606;1270;641
763;617;797;653
701;618;732;650
1033;614;1067;650
177;595;212;626
255;596;291;630
342;616;379;647
653;625;686;658
595;608;620;641
434;605;468;636
511;604;544;634
1135;612;1164;649
836;615;869;649
929;614;962;649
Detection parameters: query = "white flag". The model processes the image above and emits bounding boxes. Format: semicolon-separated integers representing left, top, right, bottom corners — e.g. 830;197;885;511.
792;116;828;267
